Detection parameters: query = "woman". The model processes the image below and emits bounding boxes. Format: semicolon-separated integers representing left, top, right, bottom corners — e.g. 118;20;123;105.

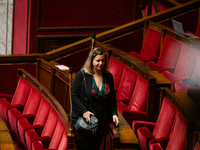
71;47;119;150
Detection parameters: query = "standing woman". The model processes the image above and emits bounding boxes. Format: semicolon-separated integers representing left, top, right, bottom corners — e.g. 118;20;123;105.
71;47;119;150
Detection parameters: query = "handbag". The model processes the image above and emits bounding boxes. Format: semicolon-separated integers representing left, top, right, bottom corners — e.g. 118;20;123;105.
75;115;98;134
75;70;99;134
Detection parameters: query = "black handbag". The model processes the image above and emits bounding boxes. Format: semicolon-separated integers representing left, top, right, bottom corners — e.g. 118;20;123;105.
75;115;98;134
75;70;99;134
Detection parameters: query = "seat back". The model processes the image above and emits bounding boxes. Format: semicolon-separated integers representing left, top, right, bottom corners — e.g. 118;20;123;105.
11;77;32;106
174;44;199;79
140;28;161;61
152;98;177;138
116;66;138;101
157;35;182;71
166;111;187;150
191;54;200;87
22;87;43;115
128;75;148;112
108;57;124;92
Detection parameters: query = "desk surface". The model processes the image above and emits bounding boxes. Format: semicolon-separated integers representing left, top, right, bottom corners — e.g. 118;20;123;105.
0;118;15;150
108;112;139;150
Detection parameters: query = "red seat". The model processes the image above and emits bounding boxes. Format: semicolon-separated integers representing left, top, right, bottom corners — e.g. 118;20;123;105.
132;98;177;150
25;108;68;150
174;54;200;105
161;44;199;91
17;97;52;149
118;74;148;126
146;35;182;73
149;111;187;150
7;87;43;143
0;78;32;127
108;57;124;92
116;66;138;103
129;28;161;63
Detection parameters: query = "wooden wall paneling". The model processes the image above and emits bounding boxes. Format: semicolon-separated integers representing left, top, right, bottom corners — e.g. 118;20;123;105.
36;35;89;53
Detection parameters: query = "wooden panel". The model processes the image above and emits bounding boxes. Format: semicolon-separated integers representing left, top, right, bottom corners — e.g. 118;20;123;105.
37;0;136;31
36;35;89;53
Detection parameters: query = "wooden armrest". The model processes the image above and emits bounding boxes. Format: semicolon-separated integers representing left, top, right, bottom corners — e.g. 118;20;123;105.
108;122;120;145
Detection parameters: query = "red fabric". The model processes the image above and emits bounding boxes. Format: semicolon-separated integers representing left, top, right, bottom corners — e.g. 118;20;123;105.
128;75;148;112
173;44;199;79
137;126;155;150
116;66;138;101
146;36;182;73
149;142;163;150
108;57;124;92
132;120;155;135
25;109;67;150
133;98;177;150
129;28;161;62
17;97;52;147
117;71;148;126
8;88;43;143
152;98;176;139
0;78;32;127
165;112;187;150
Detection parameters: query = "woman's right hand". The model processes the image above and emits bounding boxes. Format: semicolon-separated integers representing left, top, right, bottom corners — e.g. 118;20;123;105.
83;111;94;124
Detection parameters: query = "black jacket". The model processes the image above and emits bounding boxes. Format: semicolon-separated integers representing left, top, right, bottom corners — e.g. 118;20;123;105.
71;70;117;125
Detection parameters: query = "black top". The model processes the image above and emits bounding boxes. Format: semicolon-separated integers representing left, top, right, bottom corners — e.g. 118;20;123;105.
71;70;117;125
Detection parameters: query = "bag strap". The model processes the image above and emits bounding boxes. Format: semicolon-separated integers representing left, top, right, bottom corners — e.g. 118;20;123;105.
81;70;87;93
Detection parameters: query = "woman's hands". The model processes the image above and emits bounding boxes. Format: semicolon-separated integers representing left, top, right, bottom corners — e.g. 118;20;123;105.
83;111;94;124
113;115;119;127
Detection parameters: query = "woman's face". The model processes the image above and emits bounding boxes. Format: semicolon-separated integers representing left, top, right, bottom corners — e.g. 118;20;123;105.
92;54;105;72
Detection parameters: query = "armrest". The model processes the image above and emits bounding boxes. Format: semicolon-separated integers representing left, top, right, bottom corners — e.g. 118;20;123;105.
108;122;120;145
132;120;155;135
0;94;13;102
17;114;35;125
122;110;147;127
36;136;51;149
117;99;130;106
143;56;159;63
149;137;170;150
25;125;44;137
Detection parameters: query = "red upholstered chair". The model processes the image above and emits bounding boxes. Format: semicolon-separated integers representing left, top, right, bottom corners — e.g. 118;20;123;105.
161;44;199;91
149;111;187;150
117;74;148;126
25;108;68;150
7;87;43;143
17;97;52;149
132;98;177;150
129;28;161;63
146;35;182;73
174;54;200;105
0;78;32;127
108;57;124;93
116;66;138;104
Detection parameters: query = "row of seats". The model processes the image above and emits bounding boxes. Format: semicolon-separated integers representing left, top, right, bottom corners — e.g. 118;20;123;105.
108;57;148;126
128;22;200;106
0;69;68;150
133;87;200;150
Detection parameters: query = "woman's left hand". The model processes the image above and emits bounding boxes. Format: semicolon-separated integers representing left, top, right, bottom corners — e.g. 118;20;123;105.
113;115;119;127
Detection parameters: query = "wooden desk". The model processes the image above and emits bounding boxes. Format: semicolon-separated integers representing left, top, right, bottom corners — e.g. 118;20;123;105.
0;118;15;150
108;112;139;150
